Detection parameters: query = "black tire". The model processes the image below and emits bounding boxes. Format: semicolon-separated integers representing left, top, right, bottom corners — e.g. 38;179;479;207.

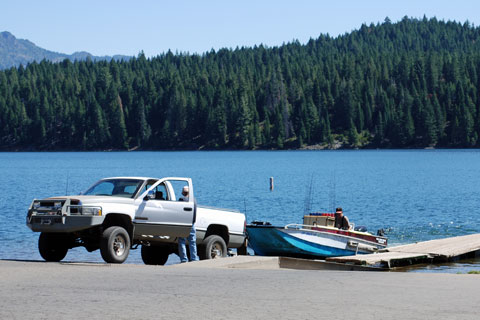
199;235;227;260
38;232;69;262
237;238;248;255
100;226;130;263
141;245;170;265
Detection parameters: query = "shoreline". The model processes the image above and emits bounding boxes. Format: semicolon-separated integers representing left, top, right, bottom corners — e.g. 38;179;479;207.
1;257;479;319
0;146;474;152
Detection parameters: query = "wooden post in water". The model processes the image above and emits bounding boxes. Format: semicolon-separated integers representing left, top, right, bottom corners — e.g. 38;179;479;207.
270;177;274;191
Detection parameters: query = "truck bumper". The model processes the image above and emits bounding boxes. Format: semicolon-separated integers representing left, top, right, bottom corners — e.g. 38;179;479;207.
27;215;105;233
228;234;247;248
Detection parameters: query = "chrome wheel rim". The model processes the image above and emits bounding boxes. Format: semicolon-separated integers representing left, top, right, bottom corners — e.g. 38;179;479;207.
113;235;126;256
211;242;223;259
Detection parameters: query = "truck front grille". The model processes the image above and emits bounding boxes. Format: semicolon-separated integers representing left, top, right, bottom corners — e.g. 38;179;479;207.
32;216;62;224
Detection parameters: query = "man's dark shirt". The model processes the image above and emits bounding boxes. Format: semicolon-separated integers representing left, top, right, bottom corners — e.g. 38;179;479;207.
335;215;350;230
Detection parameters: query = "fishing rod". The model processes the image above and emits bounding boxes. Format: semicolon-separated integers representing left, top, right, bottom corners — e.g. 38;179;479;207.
329;169;336;213
65;172;69;195
304;174;315;215
243;198;248;222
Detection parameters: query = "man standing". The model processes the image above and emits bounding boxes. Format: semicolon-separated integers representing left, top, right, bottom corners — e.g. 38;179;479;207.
178;186;199;263
334;207;351;230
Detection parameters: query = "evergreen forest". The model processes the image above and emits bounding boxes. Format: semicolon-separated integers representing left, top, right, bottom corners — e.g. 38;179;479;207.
2;17;480;150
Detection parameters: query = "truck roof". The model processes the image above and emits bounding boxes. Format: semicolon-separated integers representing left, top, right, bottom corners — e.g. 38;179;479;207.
100;177;191;181
101;177;155;181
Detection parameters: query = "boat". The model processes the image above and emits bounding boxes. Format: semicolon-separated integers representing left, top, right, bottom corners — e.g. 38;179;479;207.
246;213;387;259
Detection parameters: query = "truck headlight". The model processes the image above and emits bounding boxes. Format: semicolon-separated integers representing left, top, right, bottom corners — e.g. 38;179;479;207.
81;207;102;216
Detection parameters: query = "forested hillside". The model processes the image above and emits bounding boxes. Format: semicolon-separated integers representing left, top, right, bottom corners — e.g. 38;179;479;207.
1;17;480;150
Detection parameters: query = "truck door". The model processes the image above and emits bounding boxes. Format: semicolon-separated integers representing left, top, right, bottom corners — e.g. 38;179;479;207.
133;178;194;238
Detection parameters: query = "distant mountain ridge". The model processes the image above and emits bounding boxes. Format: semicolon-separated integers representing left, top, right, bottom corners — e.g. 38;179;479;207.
0;31;132;69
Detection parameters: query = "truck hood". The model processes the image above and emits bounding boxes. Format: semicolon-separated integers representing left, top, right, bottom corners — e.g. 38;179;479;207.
45;195;135;205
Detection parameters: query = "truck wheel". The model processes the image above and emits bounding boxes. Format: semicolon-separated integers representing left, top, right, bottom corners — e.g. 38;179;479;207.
237;239;248;255
199;235;227;260
141;245;170;265
100;226;130;263
38;232;69;262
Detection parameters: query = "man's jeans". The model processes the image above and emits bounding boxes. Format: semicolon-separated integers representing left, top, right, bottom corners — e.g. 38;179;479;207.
178;225;199;263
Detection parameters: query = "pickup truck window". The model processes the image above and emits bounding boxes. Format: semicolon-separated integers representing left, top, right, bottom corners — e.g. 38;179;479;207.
144;179;158;192
142;180;169;200
167;180;190;202
84;179;144;198
151;183;169;200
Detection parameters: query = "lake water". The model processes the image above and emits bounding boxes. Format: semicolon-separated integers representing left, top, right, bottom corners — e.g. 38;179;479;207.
1;150;480;271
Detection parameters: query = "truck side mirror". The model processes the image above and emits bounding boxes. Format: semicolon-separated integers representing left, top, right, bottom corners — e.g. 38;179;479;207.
144;189;155;201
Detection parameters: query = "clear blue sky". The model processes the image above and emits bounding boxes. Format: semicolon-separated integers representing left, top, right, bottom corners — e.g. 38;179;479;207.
1;0;479;57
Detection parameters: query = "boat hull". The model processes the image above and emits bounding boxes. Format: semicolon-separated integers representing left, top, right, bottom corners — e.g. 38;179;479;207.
247;225;386;259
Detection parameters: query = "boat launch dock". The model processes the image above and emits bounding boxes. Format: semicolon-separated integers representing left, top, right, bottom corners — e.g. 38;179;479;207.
327;233;480;268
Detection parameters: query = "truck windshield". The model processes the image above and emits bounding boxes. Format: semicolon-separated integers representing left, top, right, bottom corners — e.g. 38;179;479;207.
83;179;144;198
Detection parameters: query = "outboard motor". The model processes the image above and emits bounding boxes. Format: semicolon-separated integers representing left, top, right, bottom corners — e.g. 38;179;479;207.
377;228;385;236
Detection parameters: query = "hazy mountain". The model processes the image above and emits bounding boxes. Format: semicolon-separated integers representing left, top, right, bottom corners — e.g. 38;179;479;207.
0;31;131;69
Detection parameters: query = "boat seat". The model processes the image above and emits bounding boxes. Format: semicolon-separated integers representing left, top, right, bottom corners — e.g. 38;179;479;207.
354;226;367;232
155;191;165;200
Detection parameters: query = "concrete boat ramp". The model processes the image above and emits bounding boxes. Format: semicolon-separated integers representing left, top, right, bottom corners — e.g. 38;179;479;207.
327;233;480;268
2;259;480;319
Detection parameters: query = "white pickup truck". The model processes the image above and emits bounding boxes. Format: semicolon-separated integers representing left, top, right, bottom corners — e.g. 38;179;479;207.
26;177;247;264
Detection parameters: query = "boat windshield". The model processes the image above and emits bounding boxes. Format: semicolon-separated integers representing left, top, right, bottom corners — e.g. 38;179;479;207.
83;179;144;198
